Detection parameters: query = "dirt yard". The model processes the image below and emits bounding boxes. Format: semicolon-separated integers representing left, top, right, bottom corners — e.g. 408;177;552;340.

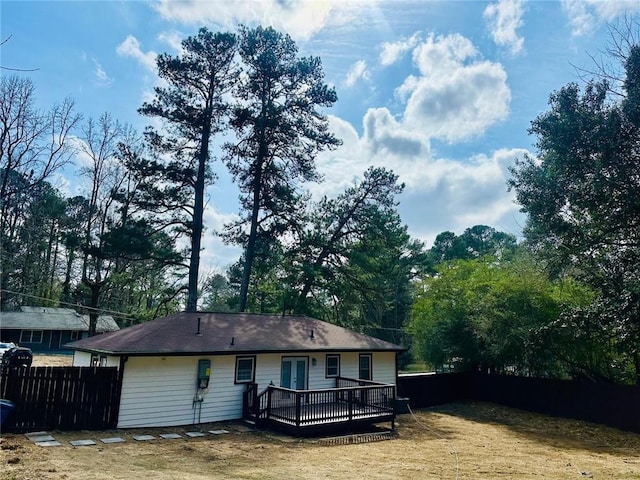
30;354;73;367
2;401;639;480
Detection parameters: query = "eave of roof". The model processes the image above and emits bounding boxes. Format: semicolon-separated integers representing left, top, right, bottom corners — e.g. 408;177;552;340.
66;312;406;355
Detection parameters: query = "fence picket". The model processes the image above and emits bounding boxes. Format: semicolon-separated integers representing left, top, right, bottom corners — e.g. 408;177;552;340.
0;366;119;432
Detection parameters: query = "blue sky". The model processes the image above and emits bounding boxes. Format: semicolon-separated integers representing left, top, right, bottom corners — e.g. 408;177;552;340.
2;0;640;273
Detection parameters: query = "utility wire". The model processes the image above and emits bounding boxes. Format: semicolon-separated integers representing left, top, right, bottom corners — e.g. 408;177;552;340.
0;289;134;320
407;404;460;480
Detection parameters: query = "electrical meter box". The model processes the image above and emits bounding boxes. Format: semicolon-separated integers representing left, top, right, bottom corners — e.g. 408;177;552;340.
197;359;211;388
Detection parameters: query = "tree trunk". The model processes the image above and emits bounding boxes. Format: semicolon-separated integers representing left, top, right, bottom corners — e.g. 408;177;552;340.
238;170;262;312
186;109;213;312
87;281;102;337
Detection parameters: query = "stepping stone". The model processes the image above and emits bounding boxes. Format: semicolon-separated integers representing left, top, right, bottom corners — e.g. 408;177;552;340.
25;431;49;439
70;439;96;446
35;441;62;447
29;435;55;443
133;434;155;441
100;437;125;444
209;430;229;435
160;433;182;439
185;431;205;437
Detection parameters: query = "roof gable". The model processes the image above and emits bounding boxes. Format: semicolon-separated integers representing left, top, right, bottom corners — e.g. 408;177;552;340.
67;312;404;355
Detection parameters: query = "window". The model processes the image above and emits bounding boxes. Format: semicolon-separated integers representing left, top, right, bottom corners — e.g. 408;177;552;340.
20;330;43;343
70;331;79;341
359;354;372;381
91;354;108;367
325;354;340;378
235;356;256;383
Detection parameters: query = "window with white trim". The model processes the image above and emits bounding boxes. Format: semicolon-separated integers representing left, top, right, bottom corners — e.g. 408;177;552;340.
20;330;43;343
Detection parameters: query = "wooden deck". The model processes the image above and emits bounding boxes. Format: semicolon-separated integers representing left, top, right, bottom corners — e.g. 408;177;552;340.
243;377;396;436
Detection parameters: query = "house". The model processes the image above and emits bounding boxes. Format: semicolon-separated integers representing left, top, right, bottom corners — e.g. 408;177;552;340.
67;312;405;435
0;306;119;353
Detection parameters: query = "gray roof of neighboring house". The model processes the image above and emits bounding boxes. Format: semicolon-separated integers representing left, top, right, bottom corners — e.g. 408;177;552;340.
66;312;405;356
0;306;119;333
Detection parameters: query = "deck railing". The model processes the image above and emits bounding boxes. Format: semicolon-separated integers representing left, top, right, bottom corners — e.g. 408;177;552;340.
243;377;396;431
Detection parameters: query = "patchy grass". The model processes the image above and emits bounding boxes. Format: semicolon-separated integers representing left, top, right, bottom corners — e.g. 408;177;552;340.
399;361;432;374
2;402;639;479
31;354;73;367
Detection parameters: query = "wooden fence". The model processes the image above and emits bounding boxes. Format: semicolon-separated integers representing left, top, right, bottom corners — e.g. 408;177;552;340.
0;366;120;432
397;373;640;433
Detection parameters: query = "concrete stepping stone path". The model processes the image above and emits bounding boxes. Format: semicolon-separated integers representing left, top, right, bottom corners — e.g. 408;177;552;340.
35;440;62;447
26;426;233;447
26;431;61;447
69;439;96;447
101;437;125;444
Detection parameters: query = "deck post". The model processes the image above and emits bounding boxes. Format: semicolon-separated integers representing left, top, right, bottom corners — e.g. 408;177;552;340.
295;391;301;427
266;387;272;420
348;389;353;422
252;383;258;415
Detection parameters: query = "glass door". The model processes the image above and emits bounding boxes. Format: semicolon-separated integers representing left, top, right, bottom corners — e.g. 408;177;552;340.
280;357;308;390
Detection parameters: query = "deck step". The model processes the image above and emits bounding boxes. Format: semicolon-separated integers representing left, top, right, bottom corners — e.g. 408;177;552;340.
316;430;396;446
243;419;256;426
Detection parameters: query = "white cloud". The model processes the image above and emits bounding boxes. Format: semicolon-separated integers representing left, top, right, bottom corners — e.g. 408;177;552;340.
157;30;185;53
483;0;525;55
561;0;596;36
344;60;369;87
312;32;522;246
198;203;242;270
314;112;528;246
379;32;421;66
93;60;113;87
116;35;157;71
400;33;510;142
153;0;356;41
562;0;640;36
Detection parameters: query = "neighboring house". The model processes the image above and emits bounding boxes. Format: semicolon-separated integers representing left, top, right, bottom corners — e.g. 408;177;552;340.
0;306;119;353
67;312;405;434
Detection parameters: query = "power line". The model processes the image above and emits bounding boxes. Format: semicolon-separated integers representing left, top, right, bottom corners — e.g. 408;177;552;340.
0;289;134;319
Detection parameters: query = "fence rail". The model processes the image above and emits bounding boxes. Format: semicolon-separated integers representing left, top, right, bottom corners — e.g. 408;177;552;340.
0;366;120;432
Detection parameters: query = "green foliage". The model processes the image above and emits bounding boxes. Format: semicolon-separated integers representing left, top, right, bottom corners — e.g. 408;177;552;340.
224;25;341;312
139;27;237;312
428;225;517;267
410;253;594;376
509;40;640;383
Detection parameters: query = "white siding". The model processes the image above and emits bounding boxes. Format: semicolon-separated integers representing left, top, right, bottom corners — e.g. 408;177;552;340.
116;350;397;428
372;351;398;384
72;351;91;366
335;352;397;384
72;351;120;368
118;356;243;428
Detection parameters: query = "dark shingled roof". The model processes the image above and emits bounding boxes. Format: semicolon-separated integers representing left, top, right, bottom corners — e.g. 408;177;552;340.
66;312;404;356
